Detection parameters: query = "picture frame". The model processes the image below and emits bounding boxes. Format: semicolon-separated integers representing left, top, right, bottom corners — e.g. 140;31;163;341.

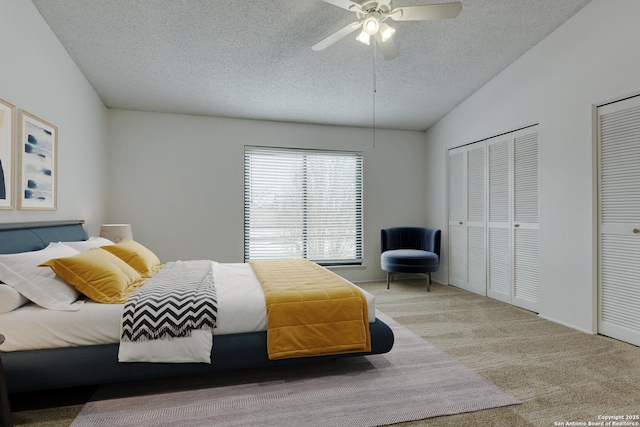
18;110;58;210
0;97;16;209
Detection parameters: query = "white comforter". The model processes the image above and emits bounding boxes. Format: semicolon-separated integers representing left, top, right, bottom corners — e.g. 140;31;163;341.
0;262;376;361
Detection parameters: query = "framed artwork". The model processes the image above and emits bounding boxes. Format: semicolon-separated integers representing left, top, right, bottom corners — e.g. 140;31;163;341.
0;97;16;209
18;110;57;210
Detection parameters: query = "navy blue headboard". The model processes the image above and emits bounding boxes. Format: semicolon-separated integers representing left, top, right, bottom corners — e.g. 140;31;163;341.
0;220;87;254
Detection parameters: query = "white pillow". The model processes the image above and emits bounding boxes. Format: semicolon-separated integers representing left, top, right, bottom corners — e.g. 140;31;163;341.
62;236;114;252
0;242;84;311
0;283;29;313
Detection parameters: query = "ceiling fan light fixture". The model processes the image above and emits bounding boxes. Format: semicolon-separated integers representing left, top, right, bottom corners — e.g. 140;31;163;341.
356;29;371;45
362;14;380;35
312;0;462;61
379;22;395;42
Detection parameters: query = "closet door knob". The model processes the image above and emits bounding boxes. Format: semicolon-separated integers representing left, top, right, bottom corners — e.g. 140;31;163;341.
633;228;639;234
514;224;520;228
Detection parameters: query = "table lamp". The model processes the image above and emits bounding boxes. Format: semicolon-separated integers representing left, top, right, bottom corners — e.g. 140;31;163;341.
99;224;133;243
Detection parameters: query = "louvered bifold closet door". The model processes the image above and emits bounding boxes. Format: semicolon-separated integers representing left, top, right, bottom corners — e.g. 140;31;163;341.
487;137;512;303
448;147;466;288
598;96;640;346
512;128;540;312
466;144;487;295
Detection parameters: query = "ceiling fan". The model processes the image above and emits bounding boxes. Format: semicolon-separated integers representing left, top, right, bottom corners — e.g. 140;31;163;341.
312;0;462;60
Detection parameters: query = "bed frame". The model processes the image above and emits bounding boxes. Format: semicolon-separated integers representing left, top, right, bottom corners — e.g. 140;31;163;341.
0;220;394;393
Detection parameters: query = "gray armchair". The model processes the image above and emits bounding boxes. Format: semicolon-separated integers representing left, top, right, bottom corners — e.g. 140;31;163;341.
380;227;441;291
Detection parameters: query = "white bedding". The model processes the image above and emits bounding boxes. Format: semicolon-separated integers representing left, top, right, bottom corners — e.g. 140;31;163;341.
0;262;376;355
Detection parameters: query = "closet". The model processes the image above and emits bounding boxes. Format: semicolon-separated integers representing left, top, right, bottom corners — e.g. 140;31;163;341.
448;125;539;312
448;143;486;296
597;95;640;346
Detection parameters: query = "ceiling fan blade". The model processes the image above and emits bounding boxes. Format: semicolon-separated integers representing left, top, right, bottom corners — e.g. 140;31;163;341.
390;2;462;21
321;0;361;12
376;33;399;61
312;21;362;51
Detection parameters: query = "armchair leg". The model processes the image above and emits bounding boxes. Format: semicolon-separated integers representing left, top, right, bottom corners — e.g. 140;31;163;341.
386;272;391;289
426;273;431;292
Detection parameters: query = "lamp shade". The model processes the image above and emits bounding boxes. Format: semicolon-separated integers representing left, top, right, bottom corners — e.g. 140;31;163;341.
99;224;133;243
363;15;380;35
379;22;395;42
356;29;371;45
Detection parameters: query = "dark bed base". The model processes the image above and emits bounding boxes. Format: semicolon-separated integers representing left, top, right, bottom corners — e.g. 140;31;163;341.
4;319;394;393
0;221;395;393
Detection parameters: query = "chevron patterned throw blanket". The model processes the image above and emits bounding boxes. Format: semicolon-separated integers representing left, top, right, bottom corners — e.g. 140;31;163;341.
121;260;218;342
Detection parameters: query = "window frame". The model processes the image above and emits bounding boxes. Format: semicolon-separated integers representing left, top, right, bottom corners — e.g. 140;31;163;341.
243;146;363;266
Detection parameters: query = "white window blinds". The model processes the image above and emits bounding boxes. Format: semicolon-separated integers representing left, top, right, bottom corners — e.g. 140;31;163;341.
244;146;363;265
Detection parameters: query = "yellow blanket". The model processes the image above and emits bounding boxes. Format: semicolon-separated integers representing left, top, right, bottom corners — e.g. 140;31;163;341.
249;259;371;360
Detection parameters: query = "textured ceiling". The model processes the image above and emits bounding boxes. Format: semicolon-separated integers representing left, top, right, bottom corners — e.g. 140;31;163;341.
31;0;592;131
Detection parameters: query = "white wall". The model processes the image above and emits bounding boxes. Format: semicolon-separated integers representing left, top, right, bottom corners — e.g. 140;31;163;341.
0;0;108;234
424;0;640;333
107;110;428;282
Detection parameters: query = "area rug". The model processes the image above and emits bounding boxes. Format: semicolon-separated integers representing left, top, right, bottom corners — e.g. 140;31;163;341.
71;312;520;427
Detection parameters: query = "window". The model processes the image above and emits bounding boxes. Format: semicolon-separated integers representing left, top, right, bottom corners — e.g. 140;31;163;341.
244;146;363;265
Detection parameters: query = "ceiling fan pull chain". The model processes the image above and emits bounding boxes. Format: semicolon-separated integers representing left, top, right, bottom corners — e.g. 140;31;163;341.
373;36;377;148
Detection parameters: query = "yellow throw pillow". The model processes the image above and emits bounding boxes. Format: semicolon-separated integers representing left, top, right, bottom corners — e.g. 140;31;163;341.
101;239;163;278
39;248;145;304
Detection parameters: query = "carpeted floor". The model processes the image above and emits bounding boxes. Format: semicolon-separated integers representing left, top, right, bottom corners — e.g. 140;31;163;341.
8;279;640;426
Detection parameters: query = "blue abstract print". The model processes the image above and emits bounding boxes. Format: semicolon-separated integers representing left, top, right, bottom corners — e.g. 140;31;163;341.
23;121;54;203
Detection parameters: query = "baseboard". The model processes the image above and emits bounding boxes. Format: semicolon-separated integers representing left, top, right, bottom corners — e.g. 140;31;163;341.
537;314;596;335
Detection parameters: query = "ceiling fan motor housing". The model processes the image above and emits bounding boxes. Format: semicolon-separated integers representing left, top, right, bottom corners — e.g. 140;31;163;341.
356;0;392;18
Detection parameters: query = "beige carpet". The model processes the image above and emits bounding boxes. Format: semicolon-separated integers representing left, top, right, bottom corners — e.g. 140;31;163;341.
365;279;640;426
9;280;640;426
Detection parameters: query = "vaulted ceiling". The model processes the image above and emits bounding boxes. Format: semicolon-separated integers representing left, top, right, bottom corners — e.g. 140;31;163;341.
32;0;592;131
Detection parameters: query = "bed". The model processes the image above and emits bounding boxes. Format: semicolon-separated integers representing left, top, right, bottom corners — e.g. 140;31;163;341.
0;220;394;393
